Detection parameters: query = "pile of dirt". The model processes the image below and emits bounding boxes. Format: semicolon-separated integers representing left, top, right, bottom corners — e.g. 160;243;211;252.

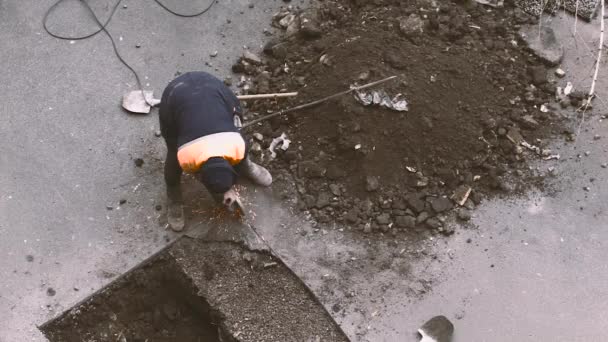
234;0;569;235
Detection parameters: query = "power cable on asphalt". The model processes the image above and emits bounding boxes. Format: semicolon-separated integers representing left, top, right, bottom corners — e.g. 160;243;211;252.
42;0;217;106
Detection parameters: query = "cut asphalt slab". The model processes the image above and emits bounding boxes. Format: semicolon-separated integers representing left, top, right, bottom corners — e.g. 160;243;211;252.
1;2;608;342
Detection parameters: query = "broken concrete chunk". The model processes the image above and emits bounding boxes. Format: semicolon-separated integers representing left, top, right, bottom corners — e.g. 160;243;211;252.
430;197;453;213
452;186;472;206
376;213;391;225
519;26;564;66
365;176;380;192
243;51;263;65
399;14;425;37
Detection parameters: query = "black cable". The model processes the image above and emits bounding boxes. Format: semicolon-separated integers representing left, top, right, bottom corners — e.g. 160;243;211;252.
152;0;216;17
43;0;218;109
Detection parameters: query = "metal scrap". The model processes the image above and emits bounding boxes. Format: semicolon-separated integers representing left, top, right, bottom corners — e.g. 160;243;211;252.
354;89;409;112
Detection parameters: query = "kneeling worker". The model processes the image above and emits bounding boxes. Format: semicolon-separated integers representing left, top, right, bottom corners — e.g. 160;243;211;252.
159;72;272;231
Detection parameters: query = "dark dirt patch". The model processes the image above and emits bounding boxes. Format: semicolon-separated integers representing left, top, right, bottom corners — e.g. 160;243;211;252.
234;0;570;235
41;256;221;342
41;238;348;342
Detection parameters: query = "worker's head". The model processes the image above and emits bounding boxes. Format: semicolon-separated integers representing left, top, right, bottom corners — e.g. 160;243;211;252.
198;157;237;194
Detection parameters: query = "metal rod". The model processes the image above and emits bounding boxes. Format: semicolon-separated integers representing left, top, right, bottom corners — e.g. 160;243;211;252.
237;92;298;100
241;75;398;129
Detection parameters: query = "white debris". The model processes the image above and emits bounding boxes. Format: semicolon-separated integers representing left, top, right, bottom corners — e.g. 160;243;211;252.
354;89;409;112
406;166;417;173
544;154;561;160
474;0;504;7
540;104;549;112
555;68;566;78
268;133;291;159
354;144;362;150
564;82;574;95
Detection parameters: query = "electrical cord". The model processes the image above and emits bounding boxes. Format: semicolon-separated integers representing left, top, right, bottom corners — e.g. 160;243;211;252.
42;0;217;108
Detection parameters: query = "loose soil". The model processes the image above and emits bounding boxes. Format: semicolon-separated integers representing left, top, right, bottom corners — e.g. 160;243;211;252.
234;0;572;235
41;238;348;342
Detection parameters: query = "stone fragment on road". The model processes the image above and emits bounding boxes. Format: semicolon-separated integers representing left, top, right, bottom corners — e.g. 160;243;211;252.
366;176;379;192
519;26;563;66
399;14;425;37
452;186;472;206
430;197;453;213
243;51;262;65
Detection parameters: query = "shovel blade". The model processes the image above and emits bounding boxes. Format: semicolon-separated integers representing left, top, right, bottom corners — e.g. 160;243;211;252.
122;90;160;114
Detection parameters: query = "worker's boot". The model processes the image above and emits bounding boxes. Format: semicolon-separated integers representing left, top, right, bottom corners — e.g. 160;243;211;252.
167;185;185;232
239;158;272;187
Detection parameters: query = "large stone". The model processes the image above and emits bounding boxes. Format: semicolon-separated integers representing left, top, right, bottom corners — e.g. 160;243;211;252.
316;192;332;209
243;51;263;65
399;14;425;37
376;213;391;225
406;195;426;213
395;215;416;229
430;197;454;213
528;65;547;85
519;26;564;66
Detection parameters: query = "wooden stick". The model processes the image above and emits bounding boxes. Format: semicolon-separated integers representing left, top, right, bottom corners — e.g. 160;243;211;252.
237;92;298;100
241;76;398;129
577;0;604;136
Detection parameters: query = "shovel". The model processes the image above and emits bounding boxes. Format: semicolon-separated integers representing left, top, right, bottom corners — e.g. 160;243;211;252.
122;90;298;114
418;316;454;342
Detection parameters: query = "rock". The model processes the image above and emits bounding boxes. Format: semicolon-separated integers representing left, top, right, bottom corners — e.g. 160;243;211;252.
430;197;453;213
47;288;56;296
329;184;341;196
210;50;218;57
395;215;416;228
399;14;425;37
253;133;264;141
134;158;144;167
26;255;34;262
520;115;539;130
243;51;262;65
376;213;391;225
442;224;455;236
316;192;331;208
155;204;162;211
363;223;372;234
300;19;322;39
602;163;607;168
528;65;547;85
272;43;288;59
366;176;380;192
279;14;296;28
416;211;429;224
299;161;326;178
519;25;564;66
457;209;472;221
154;130;162;137
426;218;443;229
406;195;426;213
345;208;359;223
303;195;316;208
555;68;566;78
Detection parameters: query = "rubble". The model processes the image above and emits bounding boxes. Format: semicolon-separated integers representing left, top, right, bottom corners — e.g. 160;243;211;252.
232;0;566;235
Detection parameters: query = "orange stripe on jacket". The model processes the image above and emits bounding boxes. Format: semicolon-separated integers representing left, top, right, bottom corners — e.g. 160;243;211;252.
177;132;246;173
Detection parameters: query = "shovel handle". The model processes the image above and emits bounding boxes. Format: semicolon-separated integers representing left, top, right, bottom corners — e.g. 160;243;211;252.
237;92;298;100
